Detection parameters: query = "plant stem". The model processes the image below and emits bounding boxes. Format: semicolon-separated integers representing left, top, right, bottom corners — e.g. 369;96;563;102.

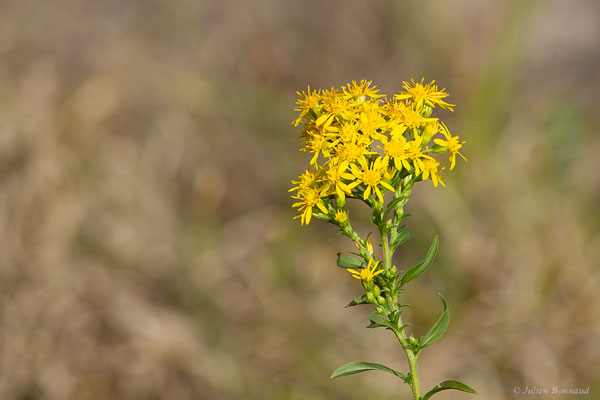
394;316;421;400
381;224;421;400
381;228;392;271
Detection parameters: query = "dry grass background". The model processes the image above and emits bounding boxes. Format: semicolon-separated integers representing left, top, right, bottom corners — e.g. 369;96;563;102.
0;0;599;399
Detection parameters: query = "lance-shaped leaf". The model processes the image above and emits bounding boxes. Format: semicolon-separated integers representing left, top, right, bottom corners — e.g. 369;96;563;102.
420;293;449;347
400;235;438;286
422;380;477;400
336;253;365;269
345;294;368;308
331;361;407;380
367;313;395;330
391;225;414;250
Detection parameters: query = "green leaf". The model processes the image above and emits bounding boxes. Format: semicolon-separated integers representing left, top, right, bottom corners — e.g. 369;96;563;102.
391;225;414;250
400;235;439;286
331;361;407;380
336;253;365;269
422;380;477;400
420;293;449;347
346;295;368;308
367;313;395;330
383;197;405;220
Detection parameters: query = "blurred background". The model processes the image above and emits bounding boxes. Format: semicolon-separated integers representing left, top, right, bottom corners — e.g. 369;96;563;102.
0;0;599;399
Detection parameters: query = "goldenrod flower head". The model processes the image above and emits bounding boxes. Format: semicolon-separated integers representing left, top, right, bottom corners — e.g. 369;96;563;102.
434;122;467;170
405;136;432;176
349;155;395;203
289;168;318;193
395;78;455;112
343;79;385;101
365;239;374;255
359;110;387;138
303;130;338;165
321;159;354;201
292;186;328;225
421;158;446;188
338;122;361;144
348;258;383;282
334;210;348;225
336;141;371;163
422;120;440;144
290;79;464;225
380;135;411;172
320;89;356;122
293;86;321;126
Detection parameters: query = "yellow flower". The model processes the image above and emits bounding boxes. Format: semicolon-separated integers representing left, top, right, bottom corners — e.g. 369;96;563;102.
358;110;388;139
433;122;467;170
303;130;339;165
380;134;411;172
292;186;329;225
348;258;383;282
405;135;432;176
385;101;435;130
422;120;440;144
289;168;318;193
343;80;385;101
421;158;446;188
335;140;372;163
317;88;356;124
334;210;348;225
335;122;361;144
321;159;355;201
293;86;321;126
395;78;455;111
348;156;395;203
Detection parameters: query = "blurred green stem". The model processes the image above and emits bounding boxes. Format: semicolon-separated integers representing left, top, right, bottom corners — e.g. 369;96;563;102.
381;224;421;400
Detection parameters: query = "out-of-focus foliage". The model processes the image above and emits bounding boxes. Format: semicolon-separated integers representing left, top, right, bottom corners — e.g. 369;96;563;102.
0;1;599;399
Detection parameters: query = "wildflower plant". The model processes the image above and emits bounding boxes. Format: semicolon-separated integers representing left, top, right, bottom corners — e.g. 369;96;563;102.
290;79;475;400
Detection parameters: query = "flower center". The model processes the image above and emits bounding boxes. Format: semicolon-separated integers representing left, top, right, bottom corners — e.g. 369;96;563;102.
384;140;407;158
402;108;425;129
338;143;363;162
362;169;381;186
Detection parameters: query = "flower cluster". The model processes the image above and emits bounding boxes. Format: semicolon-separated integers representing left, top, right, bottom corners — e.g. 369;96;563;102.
289;79;476;400
290;79;465;227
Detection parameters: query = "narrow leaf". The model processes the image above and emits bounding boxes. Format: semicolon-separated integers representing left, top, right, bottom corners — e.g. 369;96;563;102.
346;295;368;308
422;380;477;400
400;235;438;286
391;225;414;250
331;361;407;380
367;313;395;330
336;253;365;269
420;293;449;347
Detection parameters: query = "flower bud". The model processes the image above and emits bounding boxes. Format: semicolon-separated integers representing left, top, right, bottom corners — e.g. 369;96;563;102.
377;296;386;305
409;335;419;347
421;104;434;118
422;120;439;144
336;196;346;209
372;285;381;297
366;292;376;304
366;240;374;256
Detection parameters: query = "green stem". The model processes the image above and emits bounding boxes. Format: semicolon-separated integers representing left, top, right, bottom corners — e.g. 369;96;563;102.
381;224;421;400
381;228;392;271
393;316;421;400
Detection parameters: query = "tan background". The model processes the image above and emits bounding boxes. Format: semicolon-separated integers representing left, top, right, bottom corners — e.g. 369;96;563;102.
0;1;599;399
